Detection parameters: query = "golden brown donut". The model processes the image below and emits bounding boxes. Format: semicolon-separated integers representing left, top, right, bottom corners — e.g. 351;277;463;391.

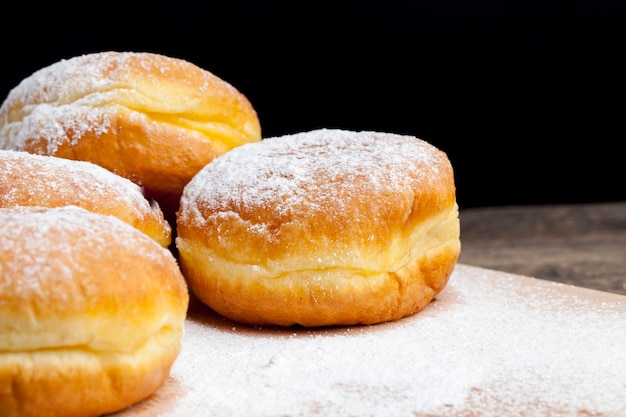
0;206;189;417
0;149;171;247
0;51;262;219
176;128;461;327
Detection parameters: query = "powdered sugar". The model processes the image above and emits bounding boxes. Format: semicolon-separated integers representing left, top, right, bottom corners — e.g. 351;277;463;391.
113;264;626;416
0;206;168;289
0;51;248;153
0;52;130;151
180;128;451;228
0;150;153;219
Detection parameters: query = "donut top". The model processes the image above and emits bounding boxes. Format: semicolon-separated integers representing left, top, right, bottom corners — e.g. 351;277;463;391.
0;149;172;247
180;128;456;234
0;149;152;214
0;206;170;287
0;51;258;153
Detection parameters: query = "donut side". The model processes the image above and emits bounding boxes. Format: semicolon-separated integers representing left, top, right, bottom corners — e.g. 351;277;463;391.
176;129;460;327
0;206;189;417
0;51;262;218
0;149;172;247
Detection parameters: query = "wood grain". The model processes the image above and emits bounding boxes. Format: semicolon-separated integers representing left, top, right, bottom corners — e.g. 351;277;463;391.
459;201;626;295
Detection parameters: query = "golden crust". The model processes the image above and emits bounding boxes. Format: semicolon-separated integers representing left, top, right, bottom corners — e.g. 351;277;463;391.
176;128;461;327
1;339;180;417
0;206;189;417
0;51;262;218
0;149;172;247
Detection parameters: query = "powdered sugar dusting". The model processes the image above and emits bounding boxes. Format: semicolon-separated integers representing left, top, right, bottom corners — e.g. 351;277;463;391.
0;150;154;220
0;52;132;151
0;206;169;288
180;128;451;228
116;264;626;416
6;104;113;154
0;51;250;152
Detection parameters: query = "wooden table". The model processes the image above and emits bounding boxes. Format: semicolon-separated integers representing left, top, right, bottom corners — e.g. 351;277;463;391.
458;201;626;295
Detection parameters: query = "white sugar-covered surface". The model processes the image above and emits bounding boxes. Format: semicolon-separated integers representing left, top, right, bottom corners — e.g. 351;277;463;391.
112;264;626;417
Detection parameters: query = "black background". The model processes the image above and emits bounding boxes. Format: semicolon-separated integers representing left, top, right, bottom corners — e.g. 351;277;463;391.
1;1;624;209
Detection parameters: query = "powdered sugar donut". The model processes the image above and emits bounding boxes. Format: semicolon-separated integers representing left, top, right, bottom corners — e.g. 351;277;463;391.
0;51;262;220
176;128;460;327
0;206;189;417
0;149;171;247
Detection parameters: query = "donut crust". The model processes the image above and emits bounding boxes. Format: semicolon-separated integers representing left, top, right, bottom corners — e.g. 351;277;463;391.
176;129;461;327
0;149;171;247
0;206;189;417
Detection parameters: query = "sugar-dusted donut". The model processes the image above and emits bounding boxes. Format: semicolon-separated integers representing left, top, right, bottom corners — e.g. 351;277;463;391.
0;206;189;417
176;128;461;327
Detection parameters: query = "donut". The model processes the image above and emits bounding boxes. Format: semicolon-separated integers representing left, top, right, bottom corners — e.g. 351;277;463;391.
176;128;461;327
0;149;172;247
0;206;189;417
0;51;262;220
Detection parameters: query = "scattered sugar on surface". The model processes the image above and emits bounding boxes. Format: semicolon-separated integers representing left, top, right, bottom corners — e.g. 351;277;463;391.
180;128;449;228
156;264;626;417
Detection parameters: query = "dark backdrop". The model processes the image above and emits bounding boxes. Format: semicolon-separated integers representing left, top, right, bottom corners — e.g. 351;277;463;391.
1;1;624;209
